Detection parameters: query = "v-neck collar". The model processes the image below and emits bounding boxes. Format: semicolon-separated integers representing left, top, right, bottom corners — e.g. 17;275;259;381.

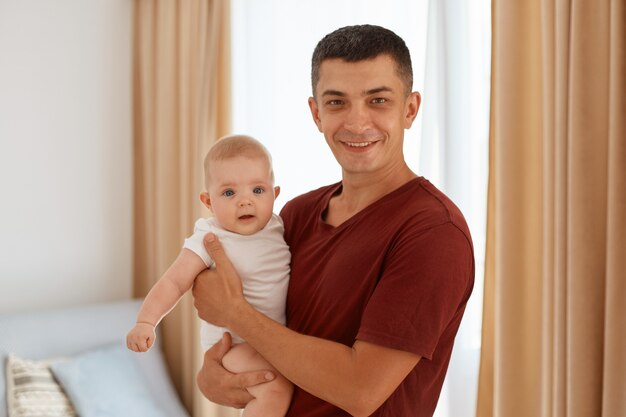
318;177;425;233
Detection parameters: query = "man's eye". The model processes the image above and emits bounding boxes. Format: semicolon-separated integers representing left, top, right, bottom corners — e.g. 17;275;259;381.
371;97;387;104
253;187;264;194
222;190;235;197
327;99;344;106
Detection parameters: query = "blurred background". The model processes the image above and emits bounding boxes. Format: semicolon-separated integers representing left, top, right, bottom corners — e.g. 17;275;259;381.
2;1;622;417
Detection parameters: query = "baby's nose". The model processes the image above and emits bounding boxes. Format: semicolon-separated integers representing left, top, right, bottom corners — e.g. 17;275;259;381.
238;198;252;207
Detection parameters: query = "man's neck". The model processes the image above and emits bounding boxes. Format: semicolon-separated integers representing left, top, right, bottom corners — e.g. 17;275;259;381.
325;165;416;227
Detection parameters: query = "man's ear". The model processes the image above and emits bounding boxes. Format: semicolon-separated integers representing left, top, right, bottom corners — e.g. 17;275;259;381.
199;192;212;211
308;97;323;132
274;186;281;199
404;91;421;129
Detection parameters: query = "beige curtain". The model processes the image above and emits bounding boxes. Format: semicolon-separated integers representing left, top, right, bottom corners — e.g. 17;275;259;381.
133;1;236;416
477;0;625;416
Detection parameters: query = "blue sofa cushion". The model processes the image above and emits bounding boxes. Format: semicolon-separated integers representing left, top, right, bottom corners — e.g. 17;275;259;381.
50;344;166;417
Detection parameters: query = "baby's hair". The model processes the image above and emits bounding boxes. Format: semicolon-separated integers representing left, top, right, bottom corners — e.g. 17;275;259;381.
204;134;274;189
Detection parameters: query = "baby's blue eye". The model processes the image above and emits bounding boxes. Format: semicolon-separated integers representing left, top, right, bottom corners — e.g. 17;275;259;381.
222;189;235;197
253;187;264;194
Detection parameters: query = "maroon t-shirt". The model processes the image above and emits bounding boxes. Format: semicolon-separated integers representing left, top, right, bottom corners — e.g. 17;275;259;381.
279;177;474;417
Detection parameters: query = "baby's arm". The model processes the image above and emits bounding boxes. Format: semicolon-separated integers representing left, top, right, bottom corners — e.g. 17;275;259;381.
127;248;207;352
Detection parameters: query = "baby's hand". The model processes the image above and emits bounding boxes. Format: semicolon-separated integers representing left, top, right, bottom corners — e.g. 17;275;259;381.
126;323;156;352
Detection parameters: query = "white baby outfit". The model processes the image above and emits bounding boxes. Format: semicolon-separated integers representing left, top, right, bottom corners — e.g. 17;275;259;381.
183;214;291;349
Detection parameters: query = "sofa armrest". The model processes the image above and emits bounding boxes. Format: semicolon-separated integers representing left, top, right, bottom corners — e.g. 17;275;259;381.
0;299;189;417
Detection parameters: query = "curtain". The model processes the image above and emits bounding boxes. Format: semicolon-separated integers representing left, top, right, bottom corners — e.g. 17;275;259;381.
133;1;234;416
477;0;625;416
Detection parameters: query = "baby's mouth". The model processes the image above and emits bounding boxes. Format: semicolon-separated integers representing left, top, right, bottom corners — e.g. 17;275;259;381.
239;214;255;220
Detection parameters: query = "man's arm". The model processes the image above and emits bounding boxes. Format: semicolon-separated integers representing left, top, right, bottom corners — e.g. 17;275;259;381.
193;234;421;417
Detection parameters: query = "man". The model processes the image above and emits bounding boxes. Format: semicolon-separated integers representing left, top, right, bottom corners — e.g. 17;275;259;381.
193;25;474;417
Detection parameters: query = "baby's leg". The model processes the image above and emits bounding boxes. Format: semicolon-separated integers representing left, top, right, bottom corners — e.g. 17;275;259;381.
222;342;293;417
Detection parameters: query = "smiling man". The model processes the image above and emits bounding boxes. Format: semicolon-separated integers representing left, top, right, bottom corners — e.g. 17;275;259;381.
193;25;475;417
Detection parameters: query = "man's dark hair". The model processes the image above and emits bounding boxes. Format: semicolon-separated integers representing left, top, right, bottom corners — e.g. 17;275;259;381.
311;24;413;96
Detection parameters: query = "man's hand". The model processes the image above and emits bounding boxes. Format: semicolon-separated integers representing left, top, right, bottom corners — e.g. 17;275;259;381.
192;233;246;327
196;332;275;408
192;234;274;406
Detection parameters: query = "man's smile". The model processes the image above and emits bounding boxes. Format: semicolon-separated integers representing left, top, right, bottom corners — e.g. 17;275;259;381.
344;141;374;148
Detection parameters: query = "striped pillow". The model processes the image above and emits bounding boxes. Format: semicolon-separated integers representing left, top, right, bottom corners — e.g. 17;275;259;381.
5;354;76;417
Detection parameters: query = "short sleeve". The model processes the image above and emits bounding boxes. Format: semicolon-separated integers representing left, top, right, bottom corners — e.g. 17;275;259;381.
357;222;474;360
182;218;215;267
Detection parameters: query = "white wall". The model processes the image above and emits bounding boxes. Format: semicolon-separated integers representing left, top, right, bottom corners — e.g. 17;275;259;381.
0;0;133;314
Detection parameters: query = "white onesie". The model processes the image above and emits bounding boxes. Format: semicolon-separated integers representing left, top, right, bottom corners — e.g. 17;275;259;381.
183;214;291;349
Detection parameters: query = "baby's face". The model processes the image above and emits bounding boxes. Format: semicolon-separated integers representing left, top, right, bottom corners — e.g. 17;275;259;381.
205;156;277;235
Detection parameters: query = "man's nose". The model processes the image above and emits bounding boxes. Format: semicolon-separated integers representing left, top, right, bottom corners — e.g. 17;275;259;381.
344;103;371;132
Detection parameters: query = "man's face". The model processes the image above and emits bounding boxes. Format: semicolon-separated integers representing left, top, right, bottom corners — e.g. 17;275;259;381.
308;55;420;179
202;156;277;235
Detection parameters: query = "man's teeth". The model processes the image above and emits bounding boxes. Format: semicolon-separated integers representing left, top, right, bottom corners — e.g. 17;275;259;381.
346;142;372;148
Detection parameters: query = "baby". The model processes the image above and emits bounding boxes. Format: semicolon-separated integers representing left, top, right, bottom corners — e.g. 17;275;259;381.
126;135;292;416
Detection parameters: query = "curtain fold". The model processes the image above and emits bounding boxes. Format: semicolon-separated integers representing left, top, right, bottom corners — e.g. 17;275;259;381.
603;2;626;415
477;0;625;416
133;1;235;416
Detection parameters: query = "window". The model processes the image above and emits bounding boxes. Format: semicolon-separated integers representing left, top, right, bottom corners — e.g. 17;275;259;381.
230;1;490;415
231;0;429;206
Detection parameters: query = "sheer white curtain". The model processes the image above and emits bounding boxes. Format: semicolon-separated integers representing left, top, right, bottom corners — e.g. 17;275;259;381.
230;1;490;416
421;1;490;416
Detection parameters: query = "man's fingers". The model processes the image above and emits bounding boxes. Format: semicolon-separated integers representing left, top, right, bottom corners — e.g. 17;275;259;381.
197;336;257;408
203;233;233;269
221;332;233;353
220;371;271;408
222;379;254;409
236;369;276;389
206;333;233;361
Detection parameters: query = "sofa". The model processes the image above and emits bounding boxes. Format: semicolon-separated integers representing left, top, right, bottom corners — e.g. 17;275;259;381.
0;299;189;417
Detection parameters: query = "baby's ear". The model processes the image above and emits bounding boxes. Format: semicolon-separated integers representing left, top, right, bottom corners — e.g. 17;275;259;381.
274;186;281;199
199;192;212;210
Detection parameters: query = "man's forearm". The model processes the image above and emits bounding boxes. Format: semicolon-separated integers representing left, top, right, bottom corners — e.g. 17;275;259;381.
194;234;420;415
226;300;419;416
